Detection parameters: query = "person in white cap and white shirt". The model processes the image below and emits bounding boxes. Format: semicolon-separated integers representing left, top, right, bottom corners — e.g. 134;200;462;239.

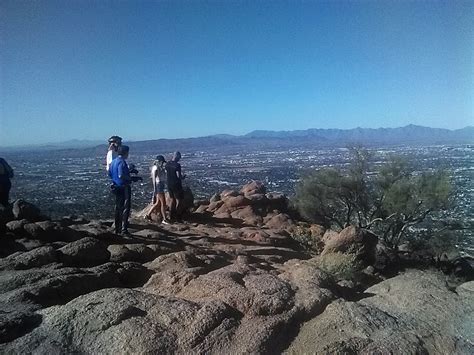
106;135;122;172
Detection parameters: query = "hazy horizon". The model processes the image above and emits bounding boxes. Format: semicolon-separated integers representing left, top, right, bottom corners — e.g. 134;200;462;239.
2;0;473;146
0;123;472;149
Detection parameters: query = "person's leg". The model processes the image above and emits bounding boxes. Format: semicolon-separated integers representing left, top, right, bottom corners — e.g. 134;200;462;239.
158;192;167;222
175;186;185;221
114;188;125;234
168;188;177;220
175;198;182;219
122;185;132;233
146;194;161;218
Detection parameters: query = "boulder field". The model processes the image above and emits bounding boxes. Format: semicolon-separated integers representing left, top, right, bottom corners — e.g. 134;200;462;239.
0;182;472;354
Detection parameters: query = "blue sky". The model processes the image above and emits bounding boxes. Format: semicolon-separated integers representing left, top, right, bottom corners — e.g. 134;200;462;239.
1;0;472;146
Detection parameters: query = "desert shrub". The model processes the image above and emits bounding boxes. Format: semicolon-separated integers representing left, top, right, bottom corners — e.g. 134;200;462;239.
407;228;465;258
295;148;453;251
312;252;362;281
291;225;325;254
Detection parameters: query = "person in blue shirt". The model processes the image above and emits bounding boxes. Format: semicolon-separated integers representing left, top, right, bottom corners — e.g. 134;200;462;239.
108;145;132;235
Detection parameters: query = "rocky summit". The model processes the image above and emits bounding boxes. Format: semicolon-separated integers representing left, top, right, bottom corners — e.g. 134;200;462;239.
0;182;473;354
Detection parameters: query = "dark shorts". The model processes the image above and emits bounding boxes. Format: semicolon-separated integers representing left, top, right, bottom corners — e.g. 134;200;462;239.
168;183;184;199
154;182;167;194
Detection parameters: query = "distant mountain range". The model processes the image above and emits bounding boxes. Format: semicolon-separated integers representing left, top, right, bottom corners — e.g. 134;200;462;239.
1;125;472;154
126;125;473;153
0;139;103;152
244;124;474;143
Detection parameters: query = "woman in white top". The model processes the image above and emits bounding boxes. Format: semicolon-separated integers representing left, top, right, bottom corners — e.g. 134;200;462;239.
145;155;169;224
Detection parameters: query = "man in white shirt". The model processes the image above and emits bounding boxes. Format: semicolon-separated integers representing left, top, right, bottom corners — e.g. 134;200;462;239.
106;136;122;172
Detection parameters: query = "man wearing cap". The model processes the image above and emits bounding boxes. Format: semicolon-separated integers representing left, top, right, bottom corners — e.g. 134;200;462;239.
108;145;132;235
106;135;122;172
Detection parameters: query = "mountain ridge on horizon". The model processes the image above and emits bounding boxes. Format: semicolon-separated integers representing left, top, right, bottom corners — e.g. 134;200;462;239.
1;124;473;152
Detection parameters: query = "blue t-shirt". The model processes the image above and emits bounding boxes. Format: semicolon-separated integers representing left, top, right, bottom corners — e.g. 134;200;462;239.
108;156;131;186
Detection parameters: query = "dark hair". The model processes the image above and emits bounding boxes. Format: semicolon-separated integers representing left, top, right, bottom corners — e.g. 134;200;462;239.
108;135;122;144
117;145;129;155
155;155;166;163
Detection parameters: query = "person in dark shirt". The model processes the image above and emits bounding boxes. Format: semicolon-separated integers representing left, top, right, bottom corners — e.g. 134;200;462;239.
108;145;132;235
165;151;185;221
0;157;14;207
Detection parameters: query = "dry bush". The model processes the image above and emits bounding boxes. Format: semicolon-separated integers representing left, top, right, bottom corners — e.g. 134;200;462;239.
291;225;325;254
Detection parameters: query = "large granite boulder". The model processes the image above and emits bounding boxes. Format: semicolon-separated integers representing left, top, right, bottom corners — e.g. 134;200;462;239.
0;246;57;270
241;180;266;196
57;237;110;267
6;219;29;235
0;288;238;354
21;220;82;242
223;195;251;209
194;183;293;230
68;221;117;240
287;269;474;354
322;225;378;265
12;200;43;221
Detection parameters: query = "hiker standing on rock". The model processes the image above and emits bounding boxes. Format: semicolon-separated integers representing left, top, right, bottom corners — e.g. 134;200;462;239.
145;155;169;224
108;145;135;236
0;157;14;206
166;151;185;222
106;135;122;172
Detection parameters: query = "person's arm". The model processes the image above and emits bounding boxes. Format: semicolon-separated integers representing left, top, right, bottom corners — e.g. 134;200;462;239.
176;164;182;180
152;167;157;190
106;150;113;171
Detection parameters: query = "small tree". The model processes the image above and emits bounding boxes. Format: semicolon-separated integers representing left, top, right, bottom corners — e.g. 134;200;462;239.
295;149;453;250
295;147;372;229
373;170;451;248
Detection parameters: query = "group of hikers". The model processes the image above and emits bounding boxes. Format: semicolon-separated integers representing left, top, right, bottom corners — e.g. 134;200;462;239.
0;136;186;237
106;135;186;236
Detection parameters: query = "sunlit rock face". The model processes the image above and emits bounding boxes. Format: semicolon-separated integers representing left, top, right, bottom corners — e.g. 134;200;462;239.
0;183;473;354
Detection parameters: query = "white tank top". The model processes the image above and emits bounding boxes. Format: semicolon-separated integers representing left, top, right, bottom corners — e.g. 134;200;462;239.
151;165;166;184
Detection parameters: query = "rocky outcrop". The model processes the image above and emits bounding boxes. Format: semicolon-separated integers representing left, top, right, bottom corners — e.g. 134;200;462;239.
322;225;378;265
191;181;295;231
57;237;110;267
286;269;474;354
139;181;293;230
1;190;472;354
12;199;44;222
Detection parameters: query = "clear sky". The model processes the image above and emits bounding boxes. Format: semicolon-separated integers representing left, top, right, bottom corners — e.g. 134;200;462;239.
1;0;472;146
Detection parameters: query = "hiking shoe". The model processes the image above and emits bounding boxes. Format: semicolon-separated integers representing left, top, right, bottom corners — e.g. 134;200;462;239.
144;214;152;221
161;219;170;225
121;230;132;237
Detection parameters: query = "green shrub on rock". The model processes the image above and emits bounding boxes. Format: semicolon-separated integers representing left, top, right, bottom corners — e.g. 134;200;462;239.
295;148;454;252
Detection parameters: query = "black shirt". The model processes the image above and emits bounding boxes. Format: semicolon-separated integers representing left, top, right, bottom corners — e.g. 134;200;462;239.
165;161;182;186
